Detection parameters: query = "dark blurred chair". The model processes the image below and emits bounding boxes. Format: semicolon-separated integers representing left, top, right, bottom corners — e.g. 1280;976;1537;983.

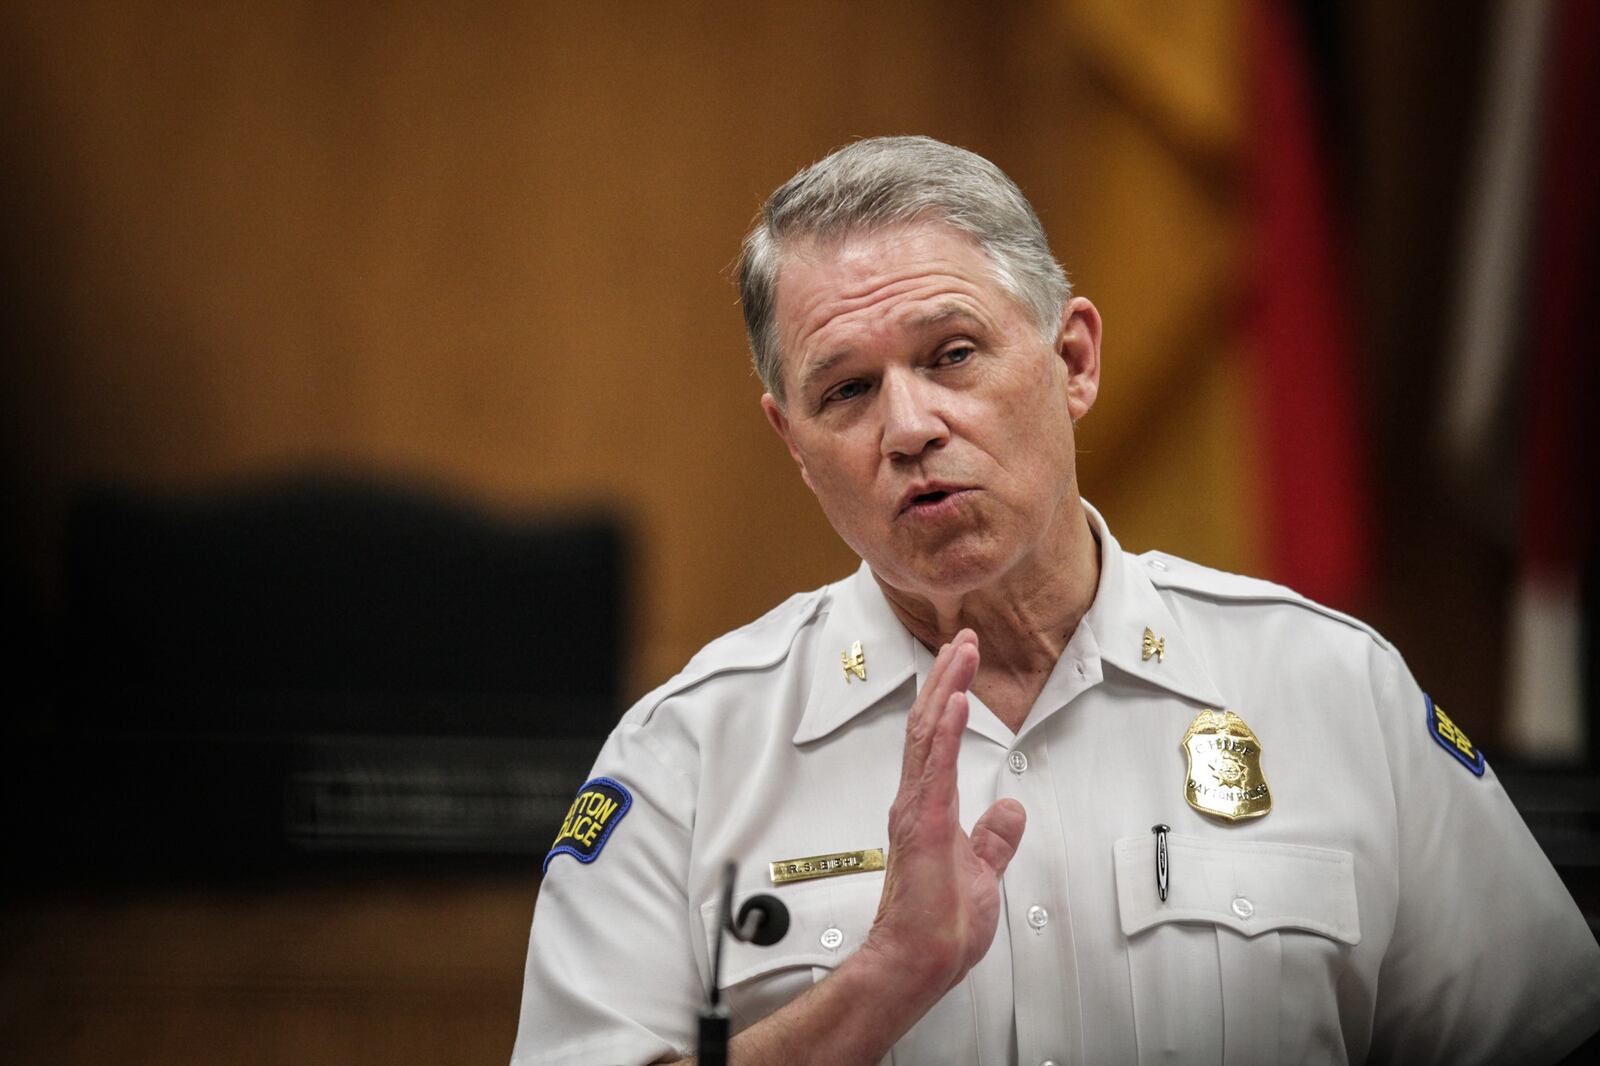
20;471;629;884
64;472;625;734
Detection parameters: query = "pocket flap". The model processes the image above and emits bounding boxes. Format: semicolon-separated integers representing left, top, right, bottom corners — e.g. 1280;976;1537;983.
698;872;885;988
1113;834;1360;945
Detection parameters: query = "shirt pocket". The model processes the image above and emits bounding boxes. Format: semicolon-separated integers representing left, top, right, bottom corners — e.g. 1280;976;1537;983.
697;872;886;1035
1113;834;1361;1066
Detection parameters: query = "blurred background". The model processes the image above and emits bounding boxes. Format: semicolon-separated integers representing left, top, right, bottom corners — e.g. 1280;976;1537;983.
1;1;1595;1062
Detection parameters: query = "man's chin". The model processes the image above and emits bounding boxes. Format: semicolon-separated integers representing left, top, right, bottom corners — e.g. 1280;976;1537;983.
868;541;1008;600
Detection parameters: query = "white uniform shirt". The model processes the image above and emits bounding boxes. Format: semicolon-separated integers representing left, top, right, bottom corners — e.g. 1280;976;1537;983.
513;505;1600;1065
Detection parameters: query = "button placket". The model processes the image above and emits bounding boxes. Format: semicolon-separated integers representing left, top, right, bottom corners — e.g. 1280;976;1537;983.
997;738;1079;1066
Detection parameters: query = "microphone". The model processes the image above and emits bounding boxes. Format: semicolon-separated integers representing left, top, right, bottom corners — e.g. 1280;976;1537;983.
733;894;790;947
699;862;790;1065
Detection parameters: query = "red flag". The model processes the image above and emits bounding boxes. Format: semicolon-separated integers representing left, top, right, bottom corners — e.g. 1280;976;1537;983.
1243;0;1370;610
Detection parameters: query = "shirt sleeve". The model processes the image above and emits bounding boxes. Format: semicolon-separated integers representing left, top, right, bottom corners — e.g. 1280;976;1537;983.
1368;645;1600;1065
510;720;702;1066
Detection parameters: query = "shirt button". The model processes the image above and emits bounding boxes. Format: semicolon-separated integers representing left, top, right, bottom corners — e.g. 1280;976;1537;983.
1041;1060;1060;1066
1007;750;1028;774
1231;896;1254;920
1148;557;1169;571
820;926;844;950
1027;904;1049;929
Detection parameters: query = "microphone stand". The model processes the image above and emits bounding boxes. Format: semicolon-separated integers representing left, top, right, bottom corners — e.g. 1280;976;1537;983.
698;861;791;1065
698;862;737;1066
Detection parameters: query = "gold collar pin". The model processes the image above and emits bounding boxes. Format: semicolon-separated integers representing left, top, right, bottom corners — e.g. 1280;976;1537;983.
1142;627;1166;663
841;640;866;682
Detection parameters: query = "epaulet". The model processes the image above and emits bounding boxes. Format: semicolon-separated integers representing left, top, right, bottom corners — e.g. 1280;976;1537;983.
626;585;831;725
1139;551;1390;650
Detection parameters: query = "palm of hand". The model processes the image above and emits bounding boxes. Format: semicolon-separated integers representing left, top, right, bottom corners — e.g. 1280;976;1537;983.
864;633;1027;995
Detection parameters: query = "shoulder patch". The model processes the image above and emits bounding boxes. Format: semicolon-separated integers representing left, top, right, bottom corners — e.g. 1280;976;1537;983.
1425;694;1485;776
543;777;633;872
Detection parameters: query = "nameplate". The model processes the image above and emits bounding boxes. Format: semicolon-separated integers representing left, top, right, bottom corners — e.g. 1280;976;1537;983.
769;848;885;885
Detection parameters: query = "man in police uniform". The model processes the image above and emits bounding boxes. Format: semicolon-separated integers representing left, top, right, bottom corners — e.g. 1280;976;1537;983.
512;137;1600;1064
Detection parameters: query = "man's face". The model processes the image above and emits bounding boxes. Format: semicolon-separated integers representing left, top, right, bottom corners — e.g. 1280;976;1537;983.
762;223;1100;599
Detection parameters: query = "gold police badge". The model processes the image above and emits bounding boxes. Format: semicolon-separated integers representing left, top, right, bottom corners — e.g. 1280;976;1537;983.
1181;709;1272;821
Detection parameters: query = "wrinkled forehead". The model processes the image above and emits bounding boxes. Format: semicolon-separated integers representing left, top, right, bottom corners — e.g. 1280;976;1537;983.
765;223;1033;404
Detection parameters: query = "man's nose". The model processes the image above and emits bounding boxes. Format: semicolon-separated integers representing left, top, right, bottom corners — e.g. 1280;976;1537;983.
879;371;949;459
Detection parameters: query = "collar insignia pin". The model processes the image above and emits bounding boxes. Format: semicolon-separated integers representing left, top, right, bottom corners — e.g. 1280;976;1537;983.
1181;708;1272;821
1141;627;1166;663
841;640;867;683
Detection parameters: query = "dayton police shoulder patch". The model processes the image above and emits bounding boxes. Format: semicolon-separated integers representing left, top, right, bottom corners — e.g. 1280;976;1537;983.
543;776;633;872
1425;694;1485;777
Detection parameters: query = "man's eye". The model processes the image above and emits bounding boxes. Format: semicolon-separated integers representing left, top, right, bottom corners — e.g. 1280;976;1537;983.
939;345;975;366
824;380;869;405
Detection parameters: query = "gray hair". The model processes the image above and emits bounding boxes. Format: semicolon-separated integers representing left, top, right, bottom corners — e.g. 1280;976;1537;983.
736;135;1071;404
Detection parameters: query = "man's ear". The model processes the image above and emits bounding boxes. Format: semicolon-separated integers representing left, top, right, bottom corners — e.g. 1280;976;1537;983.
761;393;814;490
1055;296;1102;423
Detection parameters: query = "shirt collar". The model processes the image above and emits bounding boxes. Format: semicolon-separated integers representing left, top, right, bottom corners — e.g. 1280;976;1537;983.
1078;501;1228;710
792;501;1227;746
793;561;920;745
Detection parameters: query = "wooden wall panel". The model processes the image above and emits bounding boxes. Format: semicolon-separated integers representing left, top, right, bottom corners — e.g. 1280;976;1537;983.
0;3;1519;1063
3;0;999;697
0;874;537;1066
990;0;1257;572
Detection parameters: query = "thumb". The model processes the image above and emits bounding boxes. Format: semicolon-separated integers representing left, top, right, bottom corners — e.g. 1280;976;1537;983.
970;798;1026;876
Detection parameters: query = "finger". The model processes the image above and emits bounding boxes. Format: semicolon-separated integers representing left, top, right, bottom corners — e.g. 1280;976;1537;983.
942;637;979;700
902;636;980;788
914;630;975;723
924;640;977;727
910;640;954;732
901;641;952;785
903;637;969;782
970;798;1027;876
919;689;970;821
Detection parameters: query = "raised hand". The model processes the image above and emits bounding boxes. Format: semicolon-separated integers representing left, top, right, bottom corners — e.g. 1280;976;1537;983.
663;631;1029;1066
857;629;1027;996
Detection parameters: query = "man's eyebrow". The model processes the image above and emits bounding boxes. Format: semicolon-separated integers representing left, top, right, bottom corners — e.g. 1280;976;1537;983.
795;305;986;397
905;304;985;330
797;349;851;397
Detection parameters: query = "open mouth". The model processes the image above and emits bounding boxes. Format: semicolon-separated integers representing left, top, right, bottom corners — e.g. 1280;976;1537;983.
900;486;969;515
